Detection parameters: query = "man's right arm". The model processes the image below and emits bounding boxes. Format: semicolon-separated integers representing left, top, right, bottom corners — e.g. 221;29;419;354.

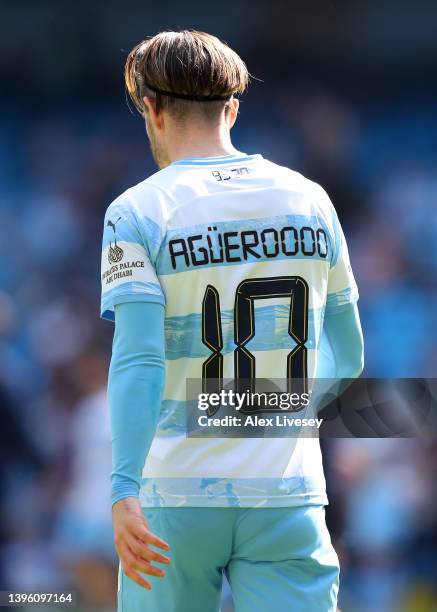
323;302;364;379
314;190;364;401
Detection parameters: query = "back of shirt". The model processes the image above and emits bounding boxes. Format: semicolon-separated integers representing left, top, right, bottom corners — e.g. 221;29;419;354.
101;152;358;508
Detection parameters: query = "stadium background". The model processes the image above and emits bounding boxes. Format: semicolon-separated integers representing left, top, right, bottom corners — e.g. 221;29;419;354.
0;1;436;610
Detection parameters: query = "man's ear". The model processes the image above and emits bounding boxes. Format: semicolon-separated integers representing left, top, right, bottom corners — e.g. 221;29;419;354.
143;96;164;129
227;97;239;129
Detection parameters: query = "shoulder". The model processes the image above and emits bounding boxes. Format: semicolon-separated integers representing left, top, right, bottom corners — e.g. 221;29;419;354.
104;168;178;232
263;159;334;211
106;181;162;219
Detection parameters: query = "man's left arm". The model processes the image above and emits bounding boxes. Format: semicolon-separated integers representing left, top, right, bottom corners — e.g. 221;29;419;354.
109;300;170;590
109;300;166;505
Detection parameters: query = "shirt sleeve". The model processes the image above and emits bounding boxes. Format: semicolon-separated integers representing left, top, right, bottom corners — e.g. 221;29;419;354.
326;208;359;314
109;301;166;505
100;197;165;322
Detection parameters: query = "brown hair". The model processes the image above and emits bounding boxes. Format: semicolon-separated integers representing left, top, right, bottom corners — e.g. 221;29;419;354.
125;30;249;119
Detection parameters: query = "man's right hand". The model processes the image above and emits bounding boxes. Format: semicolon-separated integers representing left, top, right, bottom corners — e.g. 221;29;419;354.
112;496;170;590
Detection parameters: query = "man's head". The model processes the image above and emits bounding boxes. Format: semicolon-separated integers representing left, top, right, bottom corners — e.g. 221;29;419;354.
125;30;249;167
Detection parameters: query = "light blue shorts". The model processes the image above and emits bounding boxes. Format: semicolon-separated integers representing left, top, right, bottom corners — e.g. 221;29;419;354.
118;505;339;612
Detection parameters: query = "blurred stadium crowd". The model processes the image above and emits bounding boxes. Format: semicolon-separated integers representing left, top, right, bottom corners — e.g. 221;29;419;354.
1;2;437;611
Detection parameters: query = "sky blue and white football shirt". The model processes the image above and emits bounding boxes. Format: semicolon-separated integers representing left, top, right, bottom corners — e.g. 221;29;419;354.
101;152;358;508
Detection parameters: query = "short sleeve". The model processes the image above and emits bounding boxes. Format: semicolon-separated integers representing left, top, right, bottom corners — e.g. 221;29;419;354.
100;198;165;322
326;209;359;313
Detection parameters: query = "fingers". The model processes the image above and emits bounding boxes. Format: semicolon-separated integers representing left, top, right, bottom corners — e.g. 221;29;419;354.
119;544;166;589
125;543;167;576
130;557;165;578
124;568;152;590
137;526;170;552
142;547;171;565
113;506;171;591
136;562;166;578
128;535;171;565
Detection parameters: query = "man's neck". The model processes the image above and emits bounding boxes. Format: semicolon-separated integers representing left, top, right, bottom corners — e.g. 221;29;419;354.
166;124;238;164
